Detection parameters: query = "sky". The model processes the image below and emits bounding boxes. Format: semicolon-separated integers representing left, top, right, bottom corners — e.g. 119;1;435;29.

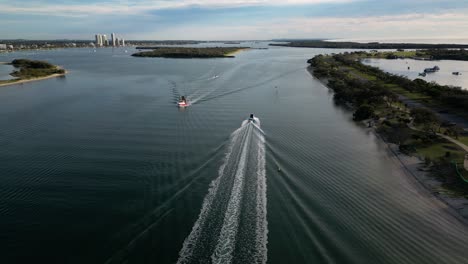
0;0;467;40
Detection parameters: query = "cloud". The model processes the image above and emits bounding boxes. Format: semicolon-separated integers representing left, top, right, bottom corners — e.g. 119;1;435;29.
147;10;468;40
2;1;467;40
0;0;358;16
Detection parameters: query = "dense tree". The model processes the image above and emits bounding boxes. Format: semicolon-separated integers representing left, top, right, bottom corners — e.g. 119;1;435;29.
410;108;440;134
353;104;374;121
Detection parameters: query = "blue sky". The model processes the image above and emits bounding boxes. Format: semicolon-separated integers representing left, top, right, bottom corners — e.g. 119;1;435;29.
0;0;467;40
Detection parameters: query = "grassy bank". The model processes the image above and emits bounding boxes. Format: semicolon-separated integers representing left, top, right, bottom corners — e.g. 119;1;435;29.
0;59;66;86
308;52;468;195
132;47;248;58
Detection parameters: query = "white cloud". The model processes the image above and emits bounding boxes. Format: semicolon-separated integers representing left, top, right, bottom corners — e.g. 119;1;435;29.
146;11;468;40
0;0;357;16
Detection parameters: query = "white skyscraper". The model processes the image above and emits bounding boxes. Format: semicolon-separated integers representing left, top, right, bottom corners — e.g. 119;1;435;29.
100;35;105;47
103;34;108;46
95;34;101;46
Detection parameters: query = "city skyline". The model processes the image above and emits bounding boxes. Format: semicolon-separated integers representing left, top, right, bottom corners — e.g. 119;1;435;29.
95;33;125;47
0;1;467;40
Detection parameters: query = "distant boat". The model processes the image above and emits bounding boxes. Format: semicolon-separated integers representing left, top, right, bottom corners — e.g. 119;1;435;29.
418;72;426;77
452;72;462;75
424;66;440;73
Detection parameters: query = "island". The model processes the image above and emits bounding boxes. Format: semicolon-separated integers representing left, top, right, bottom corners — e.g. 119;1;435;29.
132;47;248;58
0;59;66;87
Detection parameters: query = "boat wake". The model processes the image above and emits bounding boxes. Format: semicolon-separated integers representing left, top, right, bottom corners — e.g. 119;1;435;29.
177;117;267;264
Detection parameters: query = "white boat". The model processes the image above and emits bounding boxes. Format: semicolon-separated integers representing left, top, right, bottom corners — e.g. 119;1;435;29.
178;96;189;107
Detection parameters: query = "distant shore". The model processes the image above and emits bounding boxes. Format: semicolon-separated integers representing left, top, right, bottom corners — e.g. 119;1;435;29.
270;40;468;49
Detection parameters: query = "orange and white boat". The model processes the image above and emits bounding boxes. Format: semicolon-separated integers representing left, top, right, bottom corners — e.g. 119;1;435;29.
178;96;189;107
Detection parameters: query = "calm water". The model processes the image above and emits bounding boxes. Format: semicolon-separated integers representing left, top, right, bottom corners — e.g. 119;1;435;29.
363;58;468;90
0;64;14;80
1;46;468;264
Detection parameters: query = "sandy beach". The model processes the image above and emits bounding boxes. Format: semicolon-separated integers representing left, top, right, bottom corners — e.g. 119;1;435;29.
374;129;468;225
0;71;68;87
225;48;249;57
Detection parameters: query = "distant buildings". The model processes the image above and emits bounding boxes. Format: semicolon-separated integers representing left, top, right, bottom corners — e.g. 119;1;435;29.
95;32;125;47
0;44;13;50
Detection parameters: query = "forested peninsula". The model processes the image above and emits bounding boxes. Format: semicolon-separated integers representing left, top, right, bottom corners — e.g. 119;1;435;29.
308;51;468;197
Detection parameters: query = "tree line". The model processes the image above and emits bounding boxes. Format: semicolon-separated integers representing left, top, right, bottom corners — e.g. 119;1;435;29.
308;53;468;193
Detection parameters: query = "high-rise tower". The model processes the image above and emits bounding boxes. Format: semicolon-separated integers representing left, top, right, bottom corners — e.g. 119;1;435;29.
111;33;116;47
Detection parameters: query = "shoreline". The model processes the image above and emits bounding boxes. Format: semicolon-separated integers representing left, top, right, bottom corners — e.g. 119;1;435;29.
224;48;249;57
307;67;468;225
374;129;468;225
0;70;68;87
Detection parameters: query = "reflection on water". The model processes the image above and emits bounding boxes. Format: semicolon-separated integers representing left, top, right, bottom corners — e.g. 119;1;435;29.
363;58;468;90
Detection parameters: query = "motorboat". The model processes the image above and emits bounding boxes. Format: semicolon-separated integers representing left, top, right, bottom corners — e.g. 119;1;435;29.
424;66;440;73
418;72;426;77
248;113;255;122
178;96;189;107
452;72;462;75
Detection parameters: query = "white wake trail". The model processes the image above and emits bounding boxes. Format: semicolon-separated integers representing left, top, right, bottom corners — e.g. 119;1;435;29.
211;126;252;264
254;128;268;264
177;124;245;264
177;119;267;264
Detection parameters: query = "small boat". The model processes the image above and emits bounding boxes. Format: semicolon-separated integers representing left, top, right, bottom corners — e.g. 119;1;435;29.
248;113;255;122
424;66;440;73
418;72;426;77
452;72;462;75
178;96;189;107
